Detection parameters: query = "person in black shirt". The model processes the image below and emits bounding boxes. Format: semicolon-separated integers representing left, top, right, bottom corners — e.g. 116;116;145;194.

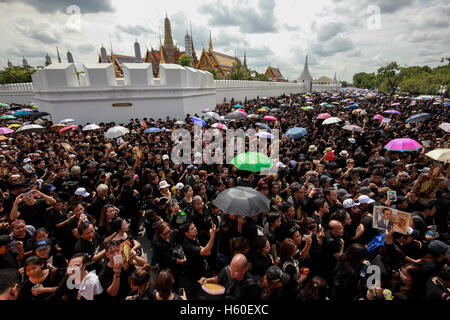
0;235;19;270
10;189;56;231
126;265;154;300
0;268;21;300
179;221;219;299
260;265;290;300
190;196;211;246
74;222;106;273
323;220;345;282
200;253;261;301
116;175;141;236
98;240;145;300
250;236;274;279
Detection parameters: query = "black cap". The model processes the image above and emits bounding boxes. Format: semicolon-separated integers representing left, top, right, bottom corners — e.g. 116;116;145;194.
266;266;290;284
0;235;13;247
35;238;52;251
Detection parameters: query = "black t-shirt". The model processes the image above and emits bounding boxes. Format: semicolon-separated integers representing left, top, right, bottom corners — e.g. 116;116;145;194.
323;231;342;279
425;277;450;301
74;236;103;261
98;264;136;300
250;253;273;277
181;236;205;280
18;199;51;230
18;268;64;301
0;251;19;269
217;266;261;301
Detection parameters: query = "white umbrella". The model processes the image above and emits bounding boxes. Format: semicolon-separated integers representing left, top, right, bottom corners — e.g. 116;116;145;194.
105;125;129;139
175;120;185;125
438;122;450;133
83;123;101;131
33;118;46;125
425;149;450;163
322;117;342;125
342;124;364;132
15;124;44;133
247;114;261;119
255;131;275;139
60;118;75;124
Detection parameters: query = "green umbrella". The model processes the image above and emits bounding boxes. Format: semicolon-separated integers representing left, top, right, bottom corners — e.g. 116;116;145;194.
0;115;17;120
262;106;270;110
232;152;273;172
301;106;314;111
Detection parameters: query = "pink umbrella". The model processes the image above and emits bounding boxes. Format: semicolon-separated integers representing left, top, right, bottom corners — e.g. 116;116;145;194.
317;113;331;120
264;115;277;121
0;127;14;135
20;108;33;112
384;138;422;152
373;114;384;122
238;110;248;117
211;123;228;130
391;102;400;106
59;125;79;134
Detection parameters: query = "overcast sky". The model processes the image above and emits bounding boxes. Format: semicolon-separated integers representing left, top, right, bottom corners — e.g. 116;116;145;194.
0;0;449;81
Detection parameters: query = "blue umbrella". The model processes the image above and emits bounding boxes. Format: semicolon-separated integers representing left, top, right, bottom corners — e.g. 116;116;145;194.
255;122;271;130
13;110;33;116
348;104;359;108
443;102;450;106
285;127;307;139
190;117;206;126
234;104;243;109
405;113;431;124
144;128;162;133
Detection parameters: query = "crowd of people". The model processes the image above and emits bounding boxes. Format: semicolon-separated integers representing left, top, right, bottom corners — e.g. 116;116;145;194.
0;89;449;301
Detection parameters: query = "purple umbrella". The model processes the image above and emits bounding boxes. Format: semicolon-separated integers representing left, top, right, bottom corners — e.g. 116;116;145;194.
384;138;422;152
384;109;401;114
391;103;400;106
0;127;14;135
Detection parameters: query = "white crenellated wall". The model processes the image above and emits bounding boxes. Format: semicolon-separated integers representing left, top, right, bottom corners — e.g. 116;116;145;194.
0;63;342;123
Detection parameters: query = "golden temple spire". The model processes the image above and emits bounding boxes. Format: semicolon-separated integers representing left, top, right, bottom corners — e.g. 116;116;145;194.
110;40;121;77
159;37;165;64
209;30;213;52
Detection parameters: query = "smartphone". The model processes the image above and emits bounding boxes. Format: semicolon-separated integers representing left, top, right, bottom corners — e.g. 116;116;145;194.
113;254;123;266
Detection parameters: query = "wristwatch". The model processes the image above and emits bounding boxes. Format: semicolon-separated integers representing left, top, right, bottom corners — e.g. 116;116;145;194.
114;274;121;279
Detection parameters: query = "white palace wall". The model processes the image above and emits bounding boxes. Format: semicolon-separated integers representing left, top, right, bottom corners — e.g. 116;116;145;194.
0;63;342;124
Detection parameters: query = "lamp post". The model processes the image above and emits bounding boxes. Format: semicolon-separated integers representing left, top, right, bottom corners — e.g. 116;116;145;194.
440;57;450;98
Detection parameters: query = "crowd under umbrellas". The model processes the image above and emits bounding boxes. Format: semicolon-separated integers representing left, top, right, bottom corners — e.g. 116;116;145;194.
0;88;449;302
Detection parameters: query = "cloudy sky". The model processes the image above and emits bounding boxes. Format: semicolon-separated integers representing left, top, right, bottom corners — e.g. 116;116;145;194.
0;0;449;81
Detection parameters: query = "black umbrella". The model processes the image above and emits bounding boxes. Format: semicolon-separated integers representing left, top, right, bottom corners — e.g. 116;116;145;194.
212;186;270;217
224;112;245;120
31;112;50;120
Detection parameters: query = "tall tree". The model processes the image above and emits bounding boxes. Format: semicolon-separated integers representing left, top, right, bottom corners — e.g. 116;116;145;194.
377;62;402;95
0;65;37;84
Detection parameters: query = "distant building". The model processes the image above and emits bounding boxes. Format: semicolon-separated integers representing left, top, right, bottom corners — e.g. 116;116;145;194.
313;76;333;85
265;66;286;81
196;31;241;76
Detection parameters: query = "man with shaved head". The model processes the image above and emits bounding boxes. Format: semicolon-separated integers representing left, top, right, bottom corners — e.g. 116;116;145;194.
200;253;260;300
323;220;345;282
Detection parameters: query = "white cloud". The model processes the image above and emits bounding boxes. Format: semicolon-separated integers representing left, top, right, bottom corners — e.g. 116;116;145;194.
0;0;448;81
